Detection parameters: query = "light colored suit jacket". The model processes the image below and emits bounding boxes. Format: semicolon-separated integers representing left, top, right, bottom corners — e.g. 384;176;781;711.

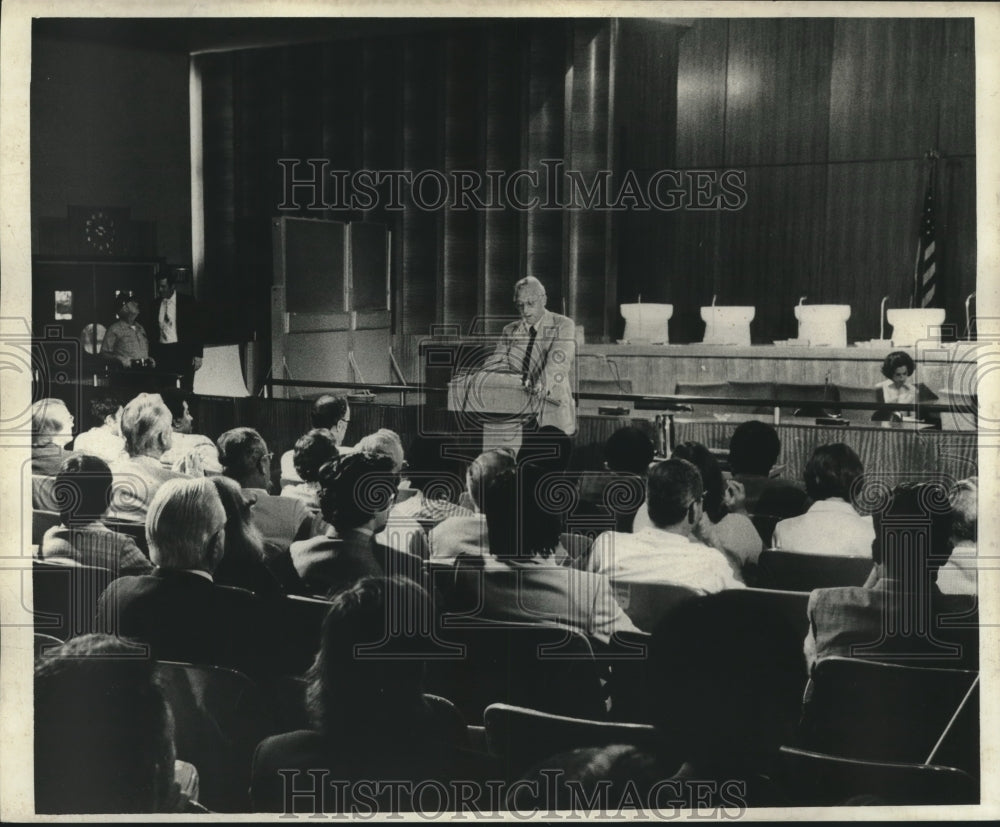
492;310;577;435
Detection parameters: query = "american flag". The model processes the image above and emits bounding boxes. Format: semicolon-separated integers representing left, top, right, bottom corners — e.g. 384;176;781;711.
913;165;938;308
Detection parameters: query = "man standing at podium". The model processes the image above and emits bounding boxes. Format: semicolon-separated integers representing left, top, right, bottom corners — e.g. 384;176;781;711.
490;276;577;442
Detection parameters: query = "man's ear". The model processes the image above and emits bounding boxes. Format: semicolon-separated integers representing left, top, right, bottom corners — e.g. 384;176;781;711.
206;529;225;571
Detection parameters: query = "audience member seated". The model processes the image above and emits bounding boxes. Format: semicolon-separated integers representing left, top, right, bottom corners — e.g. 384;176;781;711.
280;394;351;486
31;398;77;510
289;451;396;597
35;633;206;813
217;427;322;550
588;459;744;595
936;477;978;596
71;395;127;464
727;420;809;541
107;393;188;521
281;428;340;513
634;442;762;578
39;454;154;575
576;426;655;532
423;448;517;562
872;350;940;425
97;477;273;677
517;424;574;476
251;576;499;814
804;482;975;672
210;476;283;597
158;390;222;474
511;590;807;810
456;466;638;644
372;432;474;555
772;443;874;557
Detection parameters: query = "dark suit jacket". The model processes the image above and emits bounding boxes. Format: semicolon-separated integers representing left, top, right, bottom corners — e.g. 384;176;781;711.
151;292;204;360
96;568;273;676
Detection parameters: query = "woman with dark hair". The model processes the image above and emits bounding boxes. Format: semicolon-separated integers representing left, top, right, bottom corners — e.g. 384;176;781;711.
772;442;875;557
250;576;498;814
877;350;918;405
632;441;762;577
210;475;282;596
289;450;397;596
281;428;339;513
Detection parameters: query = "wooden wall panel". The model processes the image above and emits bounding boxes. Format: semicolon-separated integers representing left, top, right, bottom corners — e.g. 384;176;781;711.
482;24;524;327
675;19;728;169
938;19;976;157
724;18;833;166
441;32;484;328
565;20;613;338
822;160;924;342
940;156;977;332
523;21;567;316
714;164;827;344
614;20;683;339
828;19;945;162
400;37;443;335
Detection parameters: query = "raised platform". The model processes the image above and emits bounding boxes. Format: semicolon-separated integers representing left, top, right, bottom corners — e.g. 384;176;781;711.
579;342;981;397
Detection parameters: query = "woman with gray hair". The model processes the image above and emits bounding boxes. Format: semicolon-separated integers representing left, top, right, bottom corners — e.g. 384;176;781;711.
107;392;187;522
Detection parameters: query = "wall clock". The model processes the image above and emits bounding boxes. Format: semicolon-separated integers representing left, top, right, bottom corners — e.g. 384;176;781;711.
84;210;116;253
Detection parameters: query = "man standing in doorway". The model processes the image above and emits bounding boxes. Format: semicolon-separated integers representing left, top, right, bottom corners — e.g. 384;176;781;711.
152;270;204;391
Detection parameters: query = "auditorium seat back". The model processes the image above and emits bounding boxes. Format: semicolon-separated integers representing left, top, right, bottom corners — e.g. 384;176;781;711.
32;510;61;546
423;620;607;723
155;660;279;812
756;550;873;591
776;746;977;806
797;657;979;773
610;581;699;633
32;559;116;641
483;703;662;782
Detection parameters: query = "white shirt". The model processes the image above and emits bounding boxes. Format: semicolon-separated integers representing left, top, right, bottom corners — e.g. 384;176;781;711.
588;526;744;594
772;498;875;557
72;427;127;464
878;378;917;405
159;292;178;343
936;542;977;596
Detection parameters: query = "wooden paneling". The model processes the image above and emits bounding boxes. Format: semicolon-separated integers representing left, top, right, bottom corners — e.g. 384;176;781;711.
938;19;976;157
822;160;923;342
565;20;613;338
715;164;827;344
828;19;945;162
400;37;443;335
724;18;833;166
614;20;684;338
441;32;484;328
482;24;524;325
940;156;977;333
523;22;567;312
676;19;728;169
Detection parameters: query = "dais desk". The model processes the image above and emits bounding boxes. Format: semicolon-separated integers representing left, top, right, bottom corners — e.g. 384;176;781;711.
578;342;981;396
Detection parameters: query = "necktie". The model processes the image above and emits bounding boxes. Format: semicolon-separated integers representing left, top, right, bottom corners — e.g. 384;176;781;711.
521;325;537;382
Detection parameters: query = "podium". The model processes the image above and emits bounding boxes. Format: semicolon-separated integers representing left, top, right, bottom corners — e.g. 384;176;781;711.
447;369;547;454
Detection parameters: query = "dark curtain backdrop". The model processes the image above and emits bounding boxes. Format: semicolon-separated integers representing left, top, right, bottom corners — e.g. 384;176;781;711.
198;17;974;354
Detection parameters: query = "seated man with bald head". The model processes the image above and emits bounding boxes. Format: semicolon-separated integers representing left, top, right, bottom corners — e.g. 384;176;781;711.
97;477;272;677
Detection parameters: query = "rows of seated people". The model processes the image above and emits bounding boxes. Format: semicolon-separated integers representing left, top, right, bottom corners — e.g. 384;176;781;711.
29;392;980;813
